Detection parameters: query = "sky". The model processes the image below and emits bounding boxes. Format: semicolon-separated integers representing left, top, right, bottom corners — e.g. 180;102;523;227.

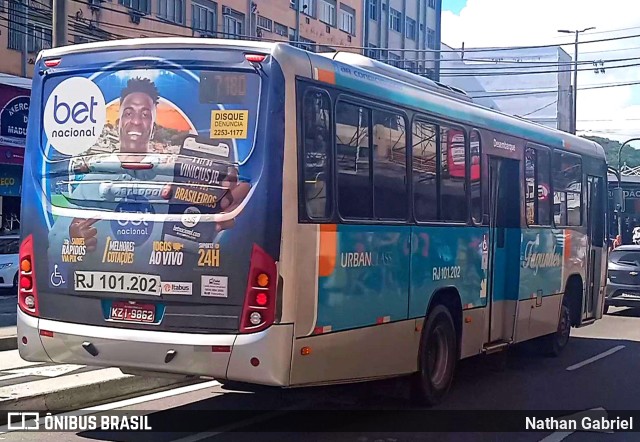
441;0;640;146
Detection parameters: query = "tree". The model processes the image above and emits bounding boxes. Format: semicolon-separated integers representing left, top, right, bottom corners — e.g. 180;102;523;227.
580;135;640;169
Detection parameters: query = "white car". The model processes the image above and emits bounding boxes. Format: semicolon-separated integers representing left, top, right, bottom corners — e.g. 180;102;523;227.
0;234;19;290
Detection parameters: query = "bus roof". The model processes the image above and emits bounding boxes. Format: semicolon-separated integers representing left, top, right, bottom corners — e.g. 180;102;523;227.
36;37;277;60
38;37;604;161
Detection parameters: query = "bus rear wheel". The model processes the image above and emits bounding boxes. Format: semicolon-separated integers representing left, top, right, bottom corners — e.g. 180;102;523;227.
412;304;457;406
540;298;571;357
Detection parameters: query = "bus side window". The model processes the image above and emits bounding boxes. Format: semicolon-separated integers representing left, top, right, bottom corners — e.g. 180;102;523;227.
302;90;332;220
372;110;407;220
412;120;438;221
553;151;582;226
536;149;552;225
470;130;481;224
336;101;372;219
440;125;467;222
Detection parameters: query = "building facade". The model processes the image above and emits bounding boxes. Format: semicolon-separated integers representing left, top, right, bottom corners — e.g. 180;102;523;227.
440;44;572;132
363;0;442;80
0;0;364;79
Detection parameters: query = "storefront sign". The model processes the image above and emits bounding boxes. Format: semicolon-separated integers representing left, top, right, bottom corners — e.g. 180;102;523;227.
0;165;22;197
0;84;29;166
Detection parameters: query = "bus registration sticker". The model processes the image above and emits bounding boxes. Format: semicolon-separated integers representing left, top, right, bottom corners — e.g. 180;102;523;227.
74;271;161;296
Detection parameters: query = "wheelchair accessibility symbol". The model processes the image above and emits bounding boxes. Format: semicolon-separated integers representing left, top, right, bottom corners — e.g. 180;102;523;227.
49;264;67;288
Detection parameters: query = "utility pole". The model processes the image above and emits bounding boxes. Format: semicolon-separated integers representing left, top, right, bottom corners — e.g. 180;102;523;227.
52;0;67;48
21;0;28;77
558;27;595;134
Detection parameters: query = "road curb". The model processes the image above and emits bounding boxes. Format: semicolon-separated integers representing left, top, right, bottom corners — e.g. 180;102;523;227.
0;374;200;417
0;334;17;352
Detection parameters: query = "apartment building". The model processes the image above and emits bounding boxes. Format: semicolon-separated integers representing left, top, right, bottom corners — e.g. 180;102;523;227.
364;0;442;80
0;0;363;78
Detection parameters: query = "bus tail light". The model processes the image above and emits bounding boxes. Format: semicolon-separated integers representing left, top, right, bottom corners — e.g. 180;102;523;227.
18;235;39;317
245;54;266;63
239;244;277;334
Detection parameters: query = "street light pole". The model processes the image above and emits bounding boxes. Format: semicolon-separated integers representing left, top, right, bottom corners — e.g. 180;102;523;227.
558;27;595;134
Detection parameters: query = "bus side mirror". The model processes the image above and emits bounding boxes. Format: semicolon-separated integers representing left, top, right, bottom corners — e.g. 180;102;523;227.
613;187;625;212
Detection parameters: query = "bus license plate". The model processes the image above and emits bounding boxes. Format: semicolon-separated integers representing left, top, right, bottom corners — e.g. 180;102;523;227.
110;302;155;323
74;271;161;296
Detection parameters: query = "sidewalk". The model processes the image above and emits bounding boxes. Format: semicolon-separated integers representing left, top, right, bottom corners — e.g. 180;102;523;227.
0;348;200;414
0;326;16;352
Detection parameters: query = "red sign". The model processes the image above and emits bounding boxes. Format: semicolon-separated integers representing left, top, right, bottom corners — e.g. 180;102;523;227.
447;130;481;181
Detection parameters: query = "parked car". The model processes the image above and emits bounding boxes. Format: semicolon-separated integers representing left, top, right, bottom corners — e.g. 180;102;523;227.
606;244;640;313
0;233;18;291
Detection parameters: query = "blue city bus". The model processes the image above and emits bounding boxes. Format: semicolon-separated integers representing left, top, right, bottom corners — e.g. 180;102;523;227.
17;38;608;405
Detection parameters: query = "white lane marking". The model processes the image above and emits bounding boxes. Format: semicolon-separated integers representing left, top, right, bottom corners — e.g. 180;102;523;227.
566;346;625;371
0;380;221;434
538;407;612;442
170;401;313;442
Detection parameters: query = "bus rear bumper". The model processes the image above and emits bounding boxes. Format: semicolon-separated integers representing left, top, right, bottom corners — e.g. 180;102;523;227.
16;309;293;387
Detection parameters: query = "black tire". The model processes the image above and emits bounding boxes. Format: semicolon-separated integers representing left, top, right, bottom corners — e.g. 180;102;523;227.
603;303;610;315
12;273;17;289
412;304;457;406
540;299;571;357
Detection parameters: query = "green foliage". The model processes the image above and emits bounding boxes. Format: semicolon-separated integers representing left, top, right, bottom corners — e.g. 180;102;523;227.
581;135;640;169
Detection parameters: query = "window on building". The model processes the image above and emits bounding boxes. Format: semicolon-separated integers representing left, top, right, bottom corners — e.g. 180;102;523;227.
387;52;401;67
428;0;436;8
389;8;401;32
339;4;355;34
28;22;52;53
336;101;372;219
427;28;436;49
553;151;582;226
8;0;26;51
373;109;407;220
223;9;244;39
405;17;416;40
302;89;332;219
412;120;438;221
192;3;216;35
368;0;377;20
300;0;315;16
299;37;316;52
319;0;336;26
366;45;378;59
74;35;93;45
119;0;150;13
257;15;273;32
158;0;184;24
274;22;288;37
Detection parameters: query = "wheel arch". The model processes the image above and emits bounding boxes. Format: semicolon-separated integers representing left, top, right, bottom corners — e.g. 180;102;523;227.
423;286;463;359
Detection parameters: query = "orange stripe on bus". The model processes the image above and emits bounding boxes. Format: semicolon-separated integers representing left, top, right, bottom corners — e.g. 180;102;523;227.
318;224;337;277
564;230;571;260
316;69;336;84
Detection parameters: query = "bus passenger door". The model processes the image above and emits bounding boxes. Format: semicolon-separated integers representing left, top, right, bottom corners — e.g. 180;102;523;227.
486;157;521;346
585;175;605;320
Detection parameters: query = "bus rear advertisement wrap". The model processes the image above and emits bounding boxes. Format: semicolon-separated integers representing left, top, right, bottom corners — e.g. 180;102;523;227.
22;55;283;334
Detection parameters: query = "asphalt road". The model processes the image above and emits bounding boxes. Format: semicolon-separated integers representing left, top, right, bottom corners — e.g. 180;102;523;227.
4;306;640;442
